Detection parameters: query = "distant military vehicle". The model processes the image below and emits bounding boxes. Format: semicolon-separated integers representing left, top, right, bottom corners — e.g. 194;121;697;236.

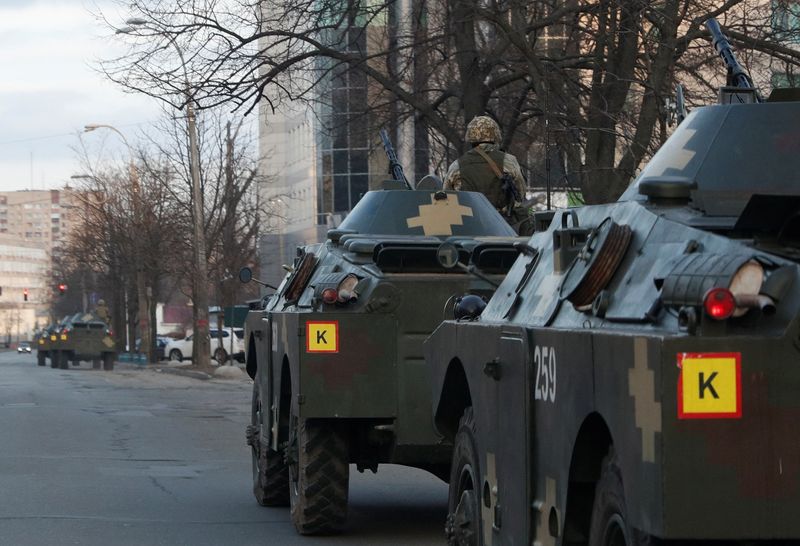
425;20;800;545
240;135;527;535
52;311;116;371
35;325;59;367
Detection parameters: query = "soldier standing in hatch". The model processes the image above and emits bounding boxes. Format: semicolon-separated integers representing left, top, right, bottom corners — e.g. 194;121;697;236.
444;115;526;223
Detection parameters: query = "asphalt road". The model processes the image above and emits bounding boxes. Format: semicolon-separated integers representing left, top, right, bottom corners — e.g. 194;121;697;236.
0;351;448;546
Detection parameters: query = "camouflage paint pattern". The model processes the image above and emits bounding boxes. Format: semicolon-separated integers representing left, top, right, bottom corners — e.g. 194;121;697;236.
55;311;116;362
465;115;502;144
245;189;525;471
426;99;800;543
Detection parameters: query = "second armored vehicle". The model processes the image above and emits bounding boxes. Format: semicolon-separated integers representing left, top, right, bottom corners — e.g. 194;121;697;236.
242;184;526;534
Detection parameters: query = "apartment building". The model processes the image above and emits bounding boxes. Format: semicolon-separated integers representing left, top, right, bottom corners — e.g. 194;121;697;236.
0;190;77;340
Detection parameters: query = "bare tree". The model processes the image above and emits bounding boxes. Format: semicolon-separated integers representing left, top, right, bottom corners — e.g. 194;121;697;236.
62;157;183;354
99;0;800;203
137;109;266;350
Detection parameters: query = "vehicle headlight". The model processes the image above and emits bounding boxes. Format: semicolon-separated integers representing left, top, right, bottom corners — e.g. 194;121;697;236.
336;274;359;303
729;260;765;317
316;273;361;305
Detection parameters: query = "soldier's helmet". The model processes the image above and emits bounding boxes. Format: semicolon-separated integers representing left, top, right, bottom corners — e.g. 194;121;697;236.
465;115;502;144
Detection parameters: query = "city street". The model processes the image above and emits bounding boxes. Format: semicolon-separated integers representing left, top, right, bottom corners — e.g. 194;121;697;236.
0;351;447;546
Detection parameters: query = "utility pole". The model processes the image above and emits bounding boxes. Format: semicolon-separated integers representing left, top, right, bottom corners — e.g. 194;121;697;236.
187;98;211;367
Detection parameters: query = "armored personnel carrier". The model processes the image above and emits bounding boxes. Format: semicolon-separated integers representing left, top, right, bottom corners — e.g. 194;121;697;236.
425;21;800;546
52;311;116;371
241;153;527;534
35;325;59;367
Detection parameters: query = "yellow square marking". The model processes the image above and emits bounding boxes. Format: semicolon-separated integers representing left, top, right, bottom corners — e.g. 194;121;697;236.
678;353;741;419
306;321;338;353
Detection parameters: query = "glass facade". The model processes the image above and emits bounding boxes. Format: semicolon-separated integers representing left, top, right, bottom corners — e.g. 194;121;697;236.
773;0;800;42
316;27;371;218
771;1;800;89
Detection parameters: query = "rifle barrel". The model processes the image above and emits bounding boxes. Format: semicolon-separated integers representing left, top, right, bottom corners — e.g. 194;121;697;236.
380;129;412;189
705;19;757;91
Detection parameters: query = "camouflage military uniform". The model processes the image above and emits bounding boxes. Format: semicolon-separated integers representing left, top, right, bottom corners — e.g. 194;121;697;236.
444;116;525;212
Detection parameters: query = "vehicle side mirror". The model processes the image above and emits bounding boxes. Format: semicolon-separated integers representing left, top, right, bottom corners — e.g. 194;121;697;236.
436;243;460;270
238;267;279;290
435;242;500;288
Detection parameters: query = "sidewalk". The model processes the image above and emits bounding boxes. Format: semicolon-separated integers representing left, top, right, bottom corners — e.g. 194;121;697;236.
115;356;250;381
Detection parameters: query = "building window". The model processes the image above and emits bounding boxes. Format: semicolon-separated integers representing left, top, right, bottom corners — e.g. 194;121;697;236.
772;71;800;88
773;0;800;42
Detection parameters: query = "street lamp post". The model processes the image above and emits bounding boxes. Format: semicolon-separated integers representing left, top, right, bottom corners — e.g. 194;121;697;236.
118;20;211;367
83;125;152;363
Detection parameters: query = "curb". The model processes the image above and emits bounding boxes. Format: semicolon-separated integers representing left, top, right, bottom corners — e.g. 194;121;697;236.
157;367;212;380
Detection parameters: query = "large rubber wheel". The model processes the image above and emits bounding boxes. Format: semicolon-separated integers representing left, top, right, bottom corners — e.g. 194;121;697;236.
37;352;45;366
59;351;69;370
92;359;101;370
214;347;228;364
288;409;349;535
588;448;652;546
169;349;182;362
446;407;482;546
103;353;115;371
49;352;58;369
248;386;289;506
71;358;80;367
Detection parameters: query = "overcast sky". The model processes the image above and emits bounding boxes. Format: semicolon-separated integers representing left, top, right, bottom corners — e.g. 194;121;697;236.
0;0;163;191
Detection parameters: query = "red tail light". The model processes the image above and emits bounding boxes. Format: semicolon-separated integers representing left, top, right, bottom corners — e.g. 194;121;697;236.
704;287;736;320
321;288;338;305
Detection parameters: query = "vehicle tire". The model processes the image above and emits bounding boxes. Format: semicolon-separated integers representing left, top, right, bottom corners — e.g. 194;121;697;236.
71;358;80;367
588;448;653;546
249;387;289;507
103;353;115;371
37;352;45;366
214;347;228;364
169;349;182;362
49;352;58;369
59;352;69;370
288;409;349;535
445;407;482;546
92;359;101;369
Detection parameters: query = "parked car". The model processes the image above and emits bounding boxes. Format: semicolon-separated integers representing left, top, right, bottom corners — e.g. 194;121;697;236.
165;328;244;363
135;336;171;361
155;336;169;361
17;342;31;354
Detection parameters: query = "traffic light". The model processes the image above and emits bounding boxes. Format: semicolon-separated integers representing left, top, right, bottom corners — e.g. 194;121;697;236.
58;283;67;296
23;288;28;302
